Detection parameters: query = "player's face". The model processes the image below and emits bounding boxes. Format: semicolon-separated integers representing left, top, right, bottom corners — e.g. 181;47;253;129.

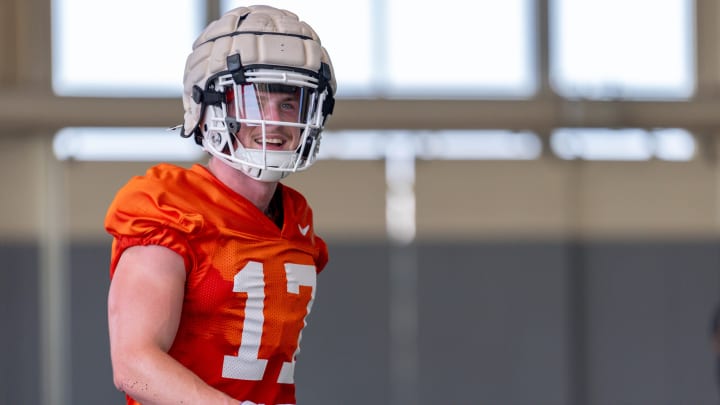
227;85;304;151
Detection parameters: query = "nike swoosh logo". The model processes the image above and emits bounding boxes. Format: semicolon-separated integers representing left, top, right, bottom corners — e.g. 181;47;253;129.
298;224;310;236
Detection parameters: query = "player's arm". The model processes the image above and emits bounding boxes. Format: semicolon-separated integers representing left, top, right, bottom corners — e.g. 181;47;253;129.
107;245;237;405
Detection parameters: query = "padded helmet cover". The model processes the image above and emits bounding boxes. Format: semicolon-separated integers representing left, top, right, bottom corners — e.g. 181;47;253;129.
182;5;336;136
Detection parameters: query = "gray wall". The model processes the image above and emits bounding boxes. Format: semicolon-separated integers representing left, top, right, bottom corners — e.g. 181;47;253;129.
1;244;40;405
3;240;719;404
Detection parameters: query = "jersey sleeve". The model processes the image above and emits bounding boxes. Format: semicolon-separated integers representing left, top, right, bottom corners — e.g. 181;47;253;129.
104;175;204;276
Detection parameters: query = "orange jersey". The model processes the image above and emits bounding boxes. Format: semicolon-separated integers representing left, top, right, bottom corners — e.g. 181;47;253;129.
105;163;328;405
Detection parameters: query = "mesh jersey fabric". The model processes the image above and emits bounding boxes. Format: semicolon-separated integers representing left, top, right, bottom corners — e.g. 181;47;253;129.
105;163;328;405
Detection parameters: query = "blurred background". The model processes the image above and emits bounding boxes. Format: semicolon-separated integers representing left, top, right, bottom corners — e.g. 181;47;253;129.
2;0;720;404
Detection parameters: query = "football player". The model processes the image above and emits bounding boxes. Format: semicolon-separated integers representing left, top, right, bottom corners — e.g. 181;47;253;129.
105;5;335;404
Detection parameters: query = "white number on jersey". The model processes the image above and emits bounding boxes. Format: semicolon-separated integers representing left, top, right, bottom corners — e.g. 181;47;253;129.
222;261;317;383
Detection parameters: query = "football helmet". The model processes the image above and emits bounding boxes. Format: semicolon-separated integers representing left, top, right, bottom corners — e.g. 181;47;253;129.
181;5;336;181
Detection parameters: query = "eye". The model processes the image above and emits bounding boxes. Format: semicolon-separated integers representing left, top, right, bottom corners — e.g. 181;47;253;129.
280;102;298;111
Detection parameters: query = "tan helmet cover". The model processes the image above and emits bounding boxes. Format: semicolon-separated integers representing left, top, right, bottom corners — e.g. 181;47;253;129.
181;5;336;136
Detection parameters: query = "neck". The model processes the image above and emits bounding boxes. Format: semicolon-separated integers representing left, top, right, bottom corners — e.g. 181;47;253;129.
207;157;278;213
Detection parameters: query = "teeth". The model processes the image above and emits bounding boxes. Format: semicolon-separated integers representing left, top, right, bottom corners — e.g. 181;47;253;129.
253;137;285;146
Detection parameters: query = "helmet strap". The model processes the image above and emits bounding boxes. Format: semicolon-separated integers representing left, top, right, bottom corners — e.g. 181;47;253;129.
227;54;247;84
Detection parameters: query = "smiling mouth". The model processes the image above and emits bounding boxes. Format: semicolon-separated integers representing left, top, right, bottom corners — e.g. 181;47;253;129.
255;136;288;149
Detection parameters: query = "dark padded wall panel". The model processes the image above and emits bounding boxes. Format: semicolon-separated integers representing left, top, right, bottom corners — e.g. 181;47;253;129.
4;240;720;404
296;242;391;404
417;241;570;405
69;243;124;404
582;242;720;405
0;243;40;405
